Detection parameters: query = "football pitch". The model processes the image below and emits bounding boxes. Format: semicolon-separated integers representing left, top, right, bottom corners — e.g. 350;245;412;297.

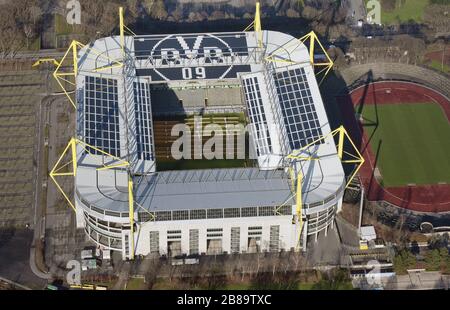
360;103;450;187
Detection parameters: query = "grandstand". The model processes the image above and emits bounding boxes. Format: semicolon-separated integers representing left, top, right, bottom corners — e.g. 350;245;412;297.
48;5;357;260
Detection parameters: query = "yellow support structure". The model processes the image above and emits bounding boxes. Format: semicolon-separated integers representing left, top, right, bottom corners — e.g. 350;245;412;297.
287;125;365;189
50;137;136;258
51;40;123;109
265;31;334;84
299;31;334;85
254;2;262;48
287;126;364;249
337;127;344;160
128;177;135;260
32;58;60;67
49;138;131;210
36;7;134;110
243;2;263;48
296;171;303;249
49;138;78;211
52;40;79;108
119;6;125;59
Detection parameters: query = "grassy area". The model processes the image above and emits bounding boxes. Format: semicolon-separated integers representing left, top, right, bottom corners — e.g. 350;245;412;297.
126;277;147;290
26;37;41;51
55;14;83;35
361;103;450;187
373;0;429;24
428;60;450;74
157;159;254;171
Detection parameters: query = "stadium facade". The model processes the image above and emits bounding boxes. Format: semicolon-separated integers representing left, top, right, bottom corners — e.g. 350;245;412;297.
69;19;346;260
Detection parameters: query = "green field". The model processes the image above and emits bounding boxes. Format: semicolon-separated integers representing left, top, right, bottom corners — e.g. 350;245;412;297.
429;60;450;74
366;0;429;24
361;103;450;187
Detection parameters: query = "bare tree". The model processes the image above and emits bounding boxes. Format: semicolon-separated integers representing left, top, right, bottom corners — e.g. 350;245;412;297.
143;0;168;20
0;4;26;58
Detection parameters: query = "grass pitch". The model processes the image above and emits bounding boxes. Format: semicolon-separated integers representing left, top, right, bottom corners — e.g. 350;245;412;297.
360;103;450;187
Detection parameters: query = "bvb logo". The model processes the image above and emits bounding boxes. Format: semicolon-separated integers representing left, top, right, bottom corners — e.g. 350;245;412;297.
66;0;81;25
151;34;234;80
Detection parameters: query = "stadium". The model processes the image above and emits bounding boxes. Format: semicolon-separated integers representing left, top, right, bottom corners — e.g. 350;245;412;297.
49;5;363;260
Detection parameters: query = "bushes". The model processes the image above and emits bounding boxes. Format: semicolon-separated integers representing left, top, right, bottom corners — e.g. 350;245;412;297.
393;249;417;274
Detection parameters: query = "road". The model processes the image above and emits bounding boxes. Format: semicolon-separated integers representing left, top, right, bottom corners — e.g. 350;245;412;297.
30;90;53;281
4;50;65;62
345;0;367;25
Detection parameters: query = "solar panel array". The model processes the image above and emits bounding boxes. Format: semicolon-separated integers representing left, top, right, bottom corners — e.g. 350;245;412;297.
273;67;323;149
84;76;120;157
134;81;154;161
242;76;272;156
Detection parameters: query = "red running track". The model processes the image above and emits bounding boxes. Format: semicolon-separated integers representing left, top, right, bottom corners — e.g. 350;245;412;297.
337;81;450;213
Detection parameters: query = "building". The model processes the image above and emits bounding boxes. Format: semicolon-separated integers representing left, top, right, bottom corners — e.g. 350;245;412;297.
59;10;349;260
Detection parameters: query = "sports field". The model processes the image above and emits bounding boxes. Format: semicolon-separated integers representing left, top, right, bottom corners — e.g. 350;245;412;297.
361;103;450;187
154;112;252;171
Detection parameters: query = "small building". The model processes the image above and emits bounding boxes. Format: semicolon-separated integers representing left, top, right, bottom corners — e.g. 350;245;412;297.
360;226;377;242
81;259;98;271
102;249;111;260
81;249;94;260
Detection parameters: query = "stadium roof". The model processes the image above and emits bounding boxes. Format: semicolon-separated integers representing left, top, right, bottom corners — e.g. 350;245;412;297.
74;29;345;214
76;167;294;212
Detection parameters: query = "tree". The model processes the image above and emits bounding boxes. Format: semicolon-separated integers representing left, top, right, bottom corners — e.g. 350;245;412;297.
312;269;353;290
286;8;300;18
0;3;26;58
381;0;397;11
80;0;105;38
393;248;416;275
425;249;442;271
423;4;450;33
143;0;168;20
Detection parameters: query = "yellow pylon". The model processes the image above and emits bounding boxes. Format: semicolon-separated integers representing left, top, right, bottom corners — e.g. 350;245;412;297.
49;138;130;210
243;2;263;48
287;125;365;189
285;125;364;249
49;138;135;259
265;31;334;84
299;31;334;84
32;58;61;67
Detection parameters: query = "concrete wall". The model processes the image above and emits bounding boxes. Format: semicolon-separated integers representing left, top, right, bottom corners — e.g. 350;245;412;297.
135;215;299;256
